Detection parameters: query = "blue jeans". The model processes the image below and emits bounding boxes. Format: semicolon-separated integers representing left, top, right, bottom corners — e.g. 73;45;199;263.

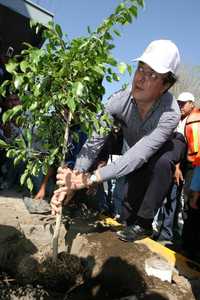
158;182;183;241
112;177;126;216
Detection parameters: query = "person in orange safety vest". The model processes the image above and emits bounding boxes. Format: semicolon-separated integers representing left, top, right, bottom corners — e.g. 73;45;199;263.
176;92;200;262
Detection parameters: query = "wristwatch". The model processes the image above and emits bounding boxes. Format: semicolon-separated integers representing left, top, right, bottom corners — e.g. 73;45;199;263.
89;173;97;184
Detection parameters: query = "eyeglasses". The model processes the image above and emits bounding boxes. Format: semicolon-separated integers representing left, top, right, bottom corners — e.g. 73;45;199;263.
136;65;162;81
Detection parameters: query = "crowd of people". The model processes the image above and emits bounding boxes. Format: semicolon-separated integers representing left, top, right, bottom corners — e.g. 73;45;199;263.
0;39;200;263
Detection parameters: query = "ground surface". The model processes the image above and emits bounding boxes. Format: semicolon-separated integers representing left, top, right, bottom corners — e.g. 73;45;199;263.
0;190;199;299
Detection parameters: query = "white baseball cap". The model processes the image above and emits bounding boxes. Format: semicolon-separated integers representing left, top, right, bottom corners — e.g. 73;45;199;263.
134;40;180;75
177;92;195;102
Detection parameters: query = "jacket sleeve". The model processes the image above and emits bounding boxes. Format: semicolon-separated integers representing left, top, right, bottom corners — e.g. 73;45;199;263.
74;87;131;171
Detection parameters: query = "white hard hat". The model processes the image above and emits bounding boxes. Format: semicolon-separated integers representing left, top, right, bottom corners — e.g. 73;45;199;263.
133;40;180;75
177;92;195;102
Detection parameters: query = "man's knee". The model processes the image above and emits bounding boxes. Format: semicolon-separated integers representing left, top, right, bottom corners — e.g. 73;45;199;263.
154;155;173;174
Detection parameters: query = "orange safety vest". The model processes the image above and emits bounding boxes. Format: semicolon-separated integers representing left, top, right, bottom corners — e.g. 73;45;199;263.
185;108;200;166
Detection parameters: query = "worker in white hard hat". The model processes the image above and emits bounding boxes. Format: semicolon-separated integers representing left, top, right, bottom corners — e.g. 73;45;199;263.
177;92;195;121
156;92;200;258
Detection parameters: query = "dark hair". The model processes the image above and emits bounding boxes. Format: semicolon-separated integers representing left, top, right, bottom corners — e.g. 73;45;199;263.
163;71;177;90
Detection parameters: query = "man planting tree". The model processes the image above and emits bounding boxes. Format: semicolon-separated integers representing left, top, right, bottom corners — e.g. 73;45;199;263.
51;39;186;242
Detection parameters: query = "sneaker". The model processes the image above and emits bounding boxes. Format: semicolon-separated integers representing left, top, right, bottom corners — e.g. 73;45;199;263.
117;224;153;242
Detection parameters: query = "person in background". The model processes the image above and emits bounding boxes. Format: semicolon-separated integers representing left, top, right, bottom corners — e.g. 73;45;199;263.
51;39;186;243
181;98;200;260
155;92;196;242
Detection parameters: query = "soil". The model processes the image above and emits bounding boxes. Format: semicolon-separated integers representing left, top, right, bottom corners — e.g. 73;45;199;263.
0;190;199;300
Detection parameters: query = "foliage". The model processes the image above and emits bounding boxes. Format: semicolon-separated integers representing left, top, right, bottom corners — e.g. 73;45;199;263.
0;0;144;191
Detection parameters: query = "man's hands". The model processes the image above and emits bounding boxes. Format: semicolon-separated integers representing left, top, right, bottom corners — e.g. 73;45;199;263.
174;163;184;186
56;167;91;190
50;167;102;215
50;189;71;216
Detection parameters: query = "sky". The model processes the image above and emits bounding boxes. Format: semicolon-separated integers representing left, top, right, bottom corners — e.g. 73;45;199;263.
33;0;200;101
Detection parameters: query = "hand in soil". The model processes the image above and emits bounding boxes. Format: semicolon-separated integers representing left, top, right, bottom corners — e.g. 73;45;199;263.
50;191;67;215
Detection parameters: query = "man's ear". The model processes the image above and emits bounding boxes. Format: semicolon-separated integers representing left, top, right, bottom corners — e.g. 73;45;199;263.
191;102;195;109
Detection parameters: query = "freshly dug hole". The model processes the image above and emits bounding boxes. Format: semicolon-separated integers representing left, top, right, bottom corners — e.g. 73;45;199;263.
1;251;87;298
37;252;86;292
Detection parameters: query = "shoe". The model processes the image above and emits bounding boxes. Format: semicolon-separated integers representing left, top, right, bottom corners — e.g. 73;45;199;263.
156;233;173;242
117;224;153;242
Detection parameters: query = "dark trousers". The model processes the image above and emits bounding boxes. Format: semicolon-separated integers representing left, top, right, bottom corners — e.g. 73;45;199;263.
182;207;200;257
124;133;186;225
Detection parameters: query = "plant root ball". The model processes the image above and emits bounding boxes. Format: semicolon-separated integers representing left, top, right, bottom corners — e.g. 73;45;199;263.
39;252;86;292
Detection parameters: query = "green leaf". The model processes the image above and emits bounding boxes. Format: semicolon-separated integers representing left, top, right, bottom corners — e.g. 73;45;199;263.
32;164;39;176
27;177;33;191
87;26;92;34
118;62;127;74
2;110;13;124
6;62;18;73
113;29;121;37
106;75;112;83
55;24;63;38
83;76;90;82
2;105;22;124
29;102;38;110
129;5;138;17
137;0;145;8
0;139;7;148
0;80;9;97
33;84;41;97
20;172;28;185
22;42;33;49
127;64;132;76
14;76;24;89
24;129;32;145
112;73;120;81
7;149;16;158
107;56;117;66
67;97;76;112
14;155;24;166
31;49;42;64
115;3;125;14
20;61;29;72
93;66;105;76
16;137;26;149
73;82;84;97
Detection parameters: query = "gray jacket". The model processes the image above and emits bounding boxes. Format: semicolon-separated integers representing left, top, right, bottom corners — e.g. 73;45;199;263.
75;85;180;181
